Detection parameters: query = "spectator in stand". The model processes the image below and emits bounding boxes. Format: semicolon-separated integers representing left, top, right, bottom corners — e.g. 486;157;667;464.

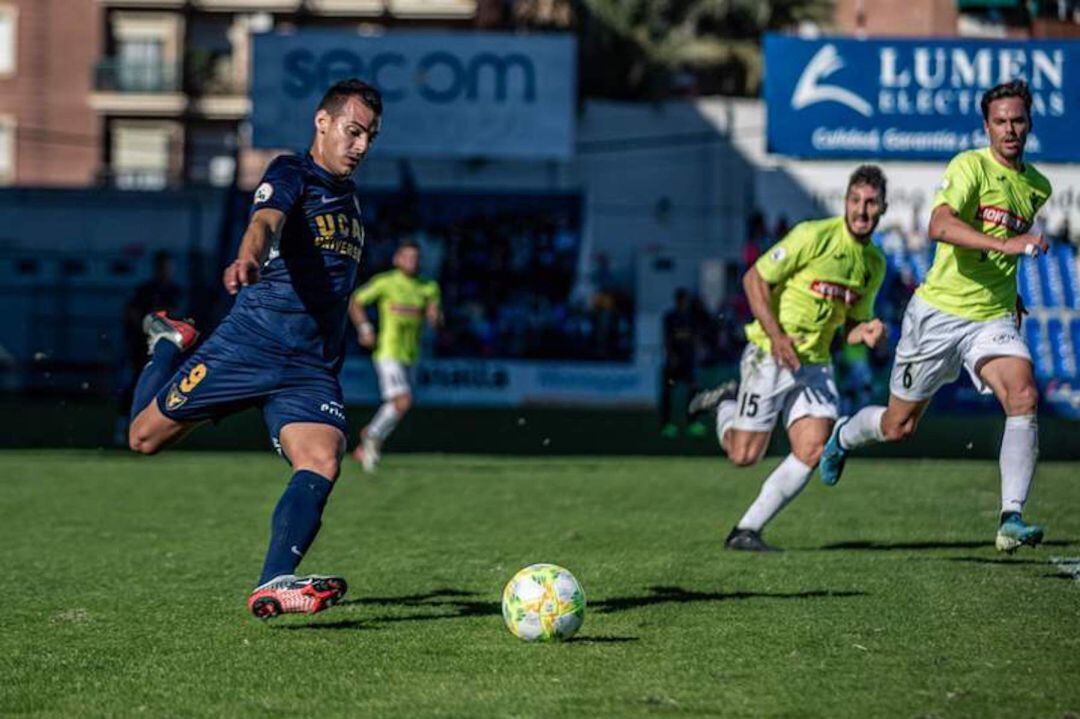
659;288;706;439
360;203;634;362
115;251;183;444
744;210;767;269
772;214;790;243
1052;217;1075;255
837;341;874;415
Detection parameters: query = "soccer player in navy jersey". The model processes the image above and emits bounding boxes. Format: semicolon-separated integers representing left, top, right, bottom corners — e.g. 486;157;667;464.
127;79;381;619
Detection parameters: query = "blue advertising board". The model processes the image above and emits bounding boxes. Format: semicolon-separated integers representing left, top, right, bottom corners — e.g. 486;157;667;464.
764;34;1080;162
251;31;576;160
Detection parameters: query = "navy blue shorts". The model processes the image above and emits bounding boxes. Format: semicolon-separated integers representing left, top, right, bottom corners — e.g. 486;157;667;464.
155;317;347;449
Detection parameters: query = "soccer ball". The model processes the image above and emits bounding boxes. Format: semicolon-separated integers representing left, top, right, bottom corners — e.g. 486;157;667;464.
501;563;586;642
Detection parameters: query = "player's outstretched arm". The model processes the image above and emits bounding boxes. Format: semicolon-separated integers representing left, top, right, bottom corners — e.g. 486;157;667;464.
425;302;443;330
929;205;1048;257
846;319;885;348
348;297;376;348
743;266;800;370
223;208;285;295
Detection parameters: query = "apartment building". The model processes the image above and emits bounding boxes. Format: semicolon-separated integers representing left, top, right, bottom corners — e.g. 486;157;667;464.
90;0;482;190
835;0;1080;39
0;0;101;186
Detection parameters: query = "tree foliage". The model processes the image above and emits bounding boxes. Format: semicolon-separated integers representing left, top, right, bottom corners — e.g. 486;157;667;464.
575;0;834;98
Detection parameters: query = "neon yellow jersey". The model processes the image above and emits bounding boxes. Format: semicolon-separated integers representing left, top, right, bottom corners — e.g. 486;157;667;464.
917;147;1052;321
352;269;440;364
745;216;887;365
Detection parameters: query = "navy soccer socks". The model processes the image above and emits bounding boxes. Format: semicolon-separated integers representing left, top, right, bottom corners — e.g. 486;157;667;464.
257;470;335;586
130;340;181;423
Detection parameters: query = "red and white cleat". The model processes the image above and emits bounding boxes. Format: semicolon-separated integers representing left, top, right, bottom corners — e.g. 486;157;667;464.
247;574;348;620
142;310;200;353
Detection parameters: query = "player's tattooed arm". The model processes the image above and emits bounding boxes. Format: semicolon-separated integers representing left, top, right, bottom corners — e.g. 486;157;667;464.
224;208;285;294
846;319;885;348
929;204;1047;257
743;266;800;370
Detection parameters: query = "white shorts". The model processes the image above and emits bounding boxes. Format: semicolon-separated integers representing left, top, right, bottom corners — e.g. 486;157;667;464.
888;294;1031;401
375;359;416;401
731;344;839;433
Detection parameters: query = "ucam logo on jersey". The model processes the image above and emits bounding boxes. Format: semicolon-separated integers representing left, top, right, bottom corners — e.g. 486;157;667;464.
764;34;1080;161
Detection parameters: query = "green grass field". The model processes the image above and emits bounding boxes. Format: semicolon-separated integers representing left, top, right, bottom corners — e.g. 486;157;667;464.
2;451;1078;718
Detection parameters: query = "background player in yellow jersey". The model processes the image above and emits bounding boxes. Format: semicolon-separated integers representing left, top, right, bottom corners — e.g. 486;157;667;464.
689;165;889;551
349;239;441;472
819;80;1052;553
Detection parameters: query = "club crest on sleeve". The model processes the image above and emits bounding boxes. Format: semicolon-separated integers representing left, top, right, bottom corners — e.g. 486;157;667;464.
939;177;950;191
165;384;188;410
254;183;274;204
770;247;787;262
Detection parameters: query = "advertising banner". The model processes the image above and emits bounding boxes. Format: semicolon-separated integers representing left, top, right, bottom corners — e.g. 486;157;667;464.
252;31;576;159
341;358;655;407
764;34;1080;161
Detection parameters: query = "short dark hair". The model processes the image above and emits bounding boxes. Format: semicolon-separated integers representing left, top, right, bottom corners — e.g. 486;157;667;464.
317;79;383;118
397;239;420;252
847;164;887;197
152;250;173;270
981;79;1032;122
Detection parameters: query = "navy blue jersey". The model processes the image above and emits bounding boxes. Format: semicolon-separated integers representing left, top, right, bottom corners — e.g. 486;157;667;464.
232;153;365;367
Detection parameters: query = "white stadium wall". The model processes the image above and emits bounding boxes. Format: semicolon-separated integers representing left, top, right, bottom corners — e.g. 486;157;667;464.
724;99;1080;241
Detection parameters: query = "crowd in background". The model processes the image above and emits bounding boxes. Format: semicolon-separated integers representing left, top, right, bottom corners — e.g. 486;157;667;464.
356;201;635;362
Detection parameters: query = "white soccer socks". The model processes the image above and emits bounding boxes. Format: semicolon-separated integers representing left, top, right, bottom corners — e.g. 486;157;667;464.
736;454;814;532
838;405;887;450
367;402;402;442
1000;414;1038;515
715;400;737;450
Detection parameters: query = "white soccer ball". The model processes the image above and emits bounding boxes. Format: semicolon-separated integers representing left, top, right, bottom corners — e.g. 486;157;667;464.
501;563;586;642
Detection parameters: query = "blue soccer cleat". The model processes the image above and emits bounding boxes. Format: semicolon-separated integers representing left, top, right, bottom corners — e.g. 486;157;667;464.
818;416;850;487
995;513;1045;554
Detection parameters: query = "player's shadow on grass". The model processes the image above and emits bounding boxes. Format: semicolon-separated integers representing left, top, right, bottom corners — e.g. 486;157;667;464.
273;588;501;632
939;556;1080;582
591;586;867;614
279;588;640;640
275;586;864;634
819;539;1077;551
945;556;1046;566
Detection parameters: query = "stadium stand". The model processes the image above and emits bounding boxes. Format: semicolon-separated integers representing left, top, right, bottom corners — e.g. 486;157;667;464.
877;235;1080;382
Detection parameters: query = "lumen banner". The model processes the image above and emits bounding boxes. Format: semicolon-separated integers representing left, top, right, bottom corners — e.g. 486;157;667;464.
764;34;1080;162
251;31;576;159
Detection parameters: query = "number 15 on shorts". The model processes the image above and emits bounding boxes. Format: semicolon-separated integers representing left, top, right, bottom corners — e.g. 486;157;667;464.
739;392;760;417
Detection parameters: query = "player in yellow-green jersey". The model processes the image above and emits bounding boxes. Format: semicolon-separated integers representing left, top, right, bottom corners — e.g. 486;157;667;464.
348;239;441;472
688;165;889;551
821;80;1052;554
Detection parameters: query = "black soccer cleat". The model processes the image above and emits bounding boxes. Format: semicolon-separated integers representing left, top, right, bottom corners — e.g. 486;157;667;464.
724;527;781;552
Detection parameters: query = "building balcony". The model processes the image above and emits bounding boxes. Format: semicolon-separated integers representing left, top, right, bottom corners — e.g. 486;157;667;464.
95;0;186;7
95;0;475;18
90;58;250;118
95;58;181;93
91;59;186;113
